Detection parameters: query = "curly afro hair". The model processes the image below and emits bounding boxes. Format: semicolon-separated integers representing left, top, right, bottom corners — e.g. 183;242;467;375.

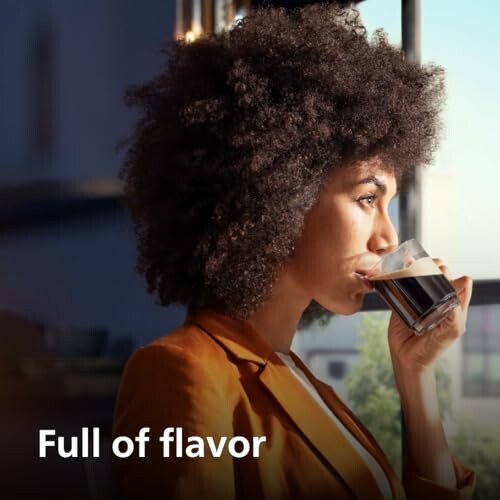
119;4;445;328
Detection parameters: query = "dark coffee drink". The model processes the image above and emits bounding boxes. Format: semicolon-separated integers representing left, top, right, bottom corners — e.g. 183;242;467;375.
369;256;460;334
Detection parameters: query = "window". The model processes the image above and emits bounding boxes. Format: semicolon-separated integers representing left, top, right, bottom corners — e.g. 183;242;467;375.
328;360;347;379
419;2;500;280
463;304;500;398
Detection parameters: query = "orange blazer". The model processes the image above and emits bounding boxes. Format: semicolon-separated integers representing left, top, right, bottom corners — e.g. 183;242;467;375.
112;308;475;500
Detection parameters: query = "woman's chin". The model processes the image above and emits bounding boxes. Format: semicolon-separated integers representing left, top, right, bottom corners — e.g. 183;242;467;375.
343;300;364;315
321;295;364;315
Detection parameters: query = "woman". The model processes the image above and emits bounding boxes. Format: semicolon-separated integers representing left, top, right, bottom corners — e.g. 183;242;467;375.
112;4;475;499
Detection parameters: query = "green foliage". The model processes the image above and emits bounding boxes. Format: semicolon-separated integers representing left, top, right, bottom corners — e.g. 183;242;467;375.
345;311;452;475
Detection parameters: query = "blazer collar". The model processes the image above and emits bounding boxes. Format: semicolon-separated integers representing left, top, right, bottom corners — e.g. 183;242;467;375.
185;307;274;365
185;308;405;500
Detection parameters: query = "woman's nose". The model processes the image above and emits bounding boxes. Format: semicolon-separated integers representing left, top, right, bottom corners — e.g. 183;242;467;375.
368;214;399;256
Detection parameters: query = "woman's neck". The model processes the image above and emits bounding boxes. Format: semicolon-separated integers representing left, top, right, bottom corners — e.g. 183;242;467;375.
246;269;310;353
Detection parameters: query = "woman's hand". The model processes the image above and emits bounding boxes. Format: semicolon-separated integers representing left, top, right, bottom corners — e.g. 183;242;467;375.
387;258;474;377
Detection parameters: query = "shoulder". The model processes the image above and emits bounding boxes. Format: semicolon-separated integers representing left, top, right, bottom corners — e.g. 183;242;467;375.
150;320;225;359
125;321;230;374
117;321;237;403
112;322;238;449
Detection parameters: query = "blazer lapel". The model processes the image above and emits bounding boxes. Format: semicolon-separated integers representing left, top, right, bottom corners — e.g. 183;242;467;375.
290;352;406;500
258;356;384;500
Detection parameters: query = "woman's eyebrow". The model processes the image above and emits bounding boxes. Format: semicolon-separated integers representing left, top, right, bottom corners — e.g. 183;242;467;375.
355;175;388;194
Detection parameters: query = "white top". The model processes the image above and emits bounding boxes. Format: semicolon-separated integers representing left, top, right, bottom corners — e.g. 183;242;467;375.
276;351;393;500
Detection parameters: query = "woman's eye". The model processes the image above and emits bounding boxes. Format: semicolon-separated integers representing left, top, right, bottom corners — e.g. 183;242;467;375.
357;194;378;208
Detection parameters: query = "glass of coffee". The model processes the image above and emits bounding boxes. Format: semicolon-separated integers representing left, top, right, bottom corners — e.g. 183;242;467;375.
367;239;460;335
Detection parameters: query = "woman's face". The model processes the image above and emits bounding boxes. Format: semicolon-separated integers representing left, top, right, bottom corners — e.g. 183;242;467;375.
286;159;399;315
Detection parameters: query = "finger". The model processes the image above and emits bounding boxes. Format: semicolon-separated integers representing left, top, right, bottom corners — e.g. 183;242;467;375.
450;275;473;309
433;258;451;279
388;311;414;341
438;264;451;281
438;298;468;340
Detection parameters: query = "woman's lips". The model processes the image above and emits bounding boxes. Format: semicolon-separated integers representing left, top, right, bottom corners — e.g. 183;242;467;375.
354;271;374;291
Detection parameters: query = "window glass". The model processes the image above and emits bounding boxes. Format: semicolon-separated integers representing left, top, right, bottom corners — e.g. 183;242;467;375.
463;304;500;398
420;1;500;279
